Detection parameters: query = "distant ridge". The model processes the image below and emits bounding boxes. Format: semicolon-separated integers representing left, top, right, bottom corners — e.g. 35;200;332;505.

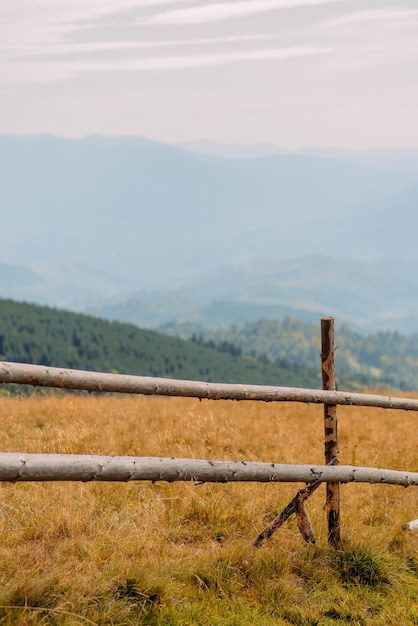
176;139;286;159
85;256;418;335
4;255;418;334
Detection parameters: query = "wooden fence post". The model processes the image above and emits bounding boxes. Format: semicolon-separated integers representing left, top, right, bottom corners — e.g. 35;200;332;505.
321;317;341;545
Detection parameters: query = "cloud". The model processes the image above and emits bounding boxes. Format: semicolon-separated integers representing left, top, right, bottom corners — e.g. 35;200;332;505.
1;46;332;85
146;0;347;25
2;0;188;23
7;35;273;60
0;0;189;51
309;6;418;69
129;45;332;69
319;7;418;28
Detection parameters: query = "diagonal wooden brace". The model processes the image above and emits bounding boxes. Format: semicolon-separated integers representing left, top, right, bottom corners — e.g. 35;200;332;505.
253;458;338;548
295;498;316;544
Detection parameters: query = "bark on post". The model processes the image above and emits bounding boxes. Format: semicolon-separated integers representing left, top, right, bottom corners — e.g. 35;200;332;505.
321;317;341;545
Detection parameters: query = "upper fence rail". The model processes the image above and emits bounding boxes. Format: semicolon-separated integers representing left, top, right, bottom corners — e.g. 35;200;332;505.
1;360;418;412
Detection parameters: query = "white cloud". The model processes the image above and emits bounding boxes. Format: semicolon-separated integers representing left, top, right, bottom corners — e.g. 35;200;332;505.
1;46;331;85
128;45;332;69
2;0;188;22
319;7;418;28
309;6;418;69
146;0;347;25
5;35;272;59
0;0;189;51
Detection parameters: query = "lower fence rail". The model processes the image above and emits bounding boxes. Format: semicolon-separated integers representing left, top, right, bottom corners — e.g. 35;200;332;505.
1;453;418;487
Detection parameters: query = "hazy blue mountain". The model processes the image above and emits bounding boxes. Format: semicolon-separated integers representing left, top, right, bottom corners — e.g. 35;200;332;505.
177;139;287;159
85;256;418;334
0;261;130;309
362;183;418;255
0;261;39;291
86;292;321;329
0;253;412;335
1;135;418;332
2;134;418;292
179;140;418;174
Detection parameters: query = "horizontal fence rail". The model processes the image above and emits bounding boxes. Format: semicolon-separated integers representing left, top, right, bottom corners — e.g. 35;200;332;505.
2;361;418;411
1;453;418;487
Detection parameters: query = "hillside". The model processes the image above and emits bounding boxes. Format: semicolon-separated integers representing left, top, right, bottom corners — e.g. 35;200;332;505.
161;317;418;391
0;299;320;389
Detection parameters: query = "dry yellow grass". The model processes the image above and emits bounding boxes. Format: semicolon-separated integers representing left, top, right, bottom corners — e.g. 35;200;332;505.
1;393;418;624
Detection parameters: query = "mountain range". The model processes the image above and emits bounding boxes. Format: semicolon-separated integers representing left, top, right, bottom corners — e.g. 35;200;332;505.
1;135;418;332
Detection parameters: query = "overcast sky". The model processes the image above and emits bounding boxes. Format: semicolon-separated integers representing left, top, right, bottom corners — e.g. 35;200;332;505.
1;0;417;148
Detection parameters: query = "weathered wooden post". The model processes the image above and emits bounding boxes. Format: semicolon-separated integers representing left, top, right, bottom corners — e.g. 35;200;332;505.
321;317;341;545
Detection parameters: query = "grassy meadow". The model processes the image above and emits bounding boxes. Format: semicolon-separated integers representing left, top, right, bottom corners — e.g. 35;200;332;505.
1;393;418;624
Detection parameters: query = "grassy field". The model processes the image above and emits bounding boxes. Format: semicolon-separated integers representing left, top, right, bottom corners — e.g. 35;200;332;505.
1;393;418;624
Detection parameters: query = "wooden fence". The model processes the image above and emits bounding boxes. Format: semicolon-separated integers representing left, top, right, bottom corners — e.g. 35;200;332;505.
1;317;418;546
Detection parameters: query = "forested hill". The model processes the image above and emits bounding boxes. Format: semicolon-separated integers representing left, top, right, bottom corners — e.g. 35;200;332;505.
161;317;418;391
0;299;320;389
